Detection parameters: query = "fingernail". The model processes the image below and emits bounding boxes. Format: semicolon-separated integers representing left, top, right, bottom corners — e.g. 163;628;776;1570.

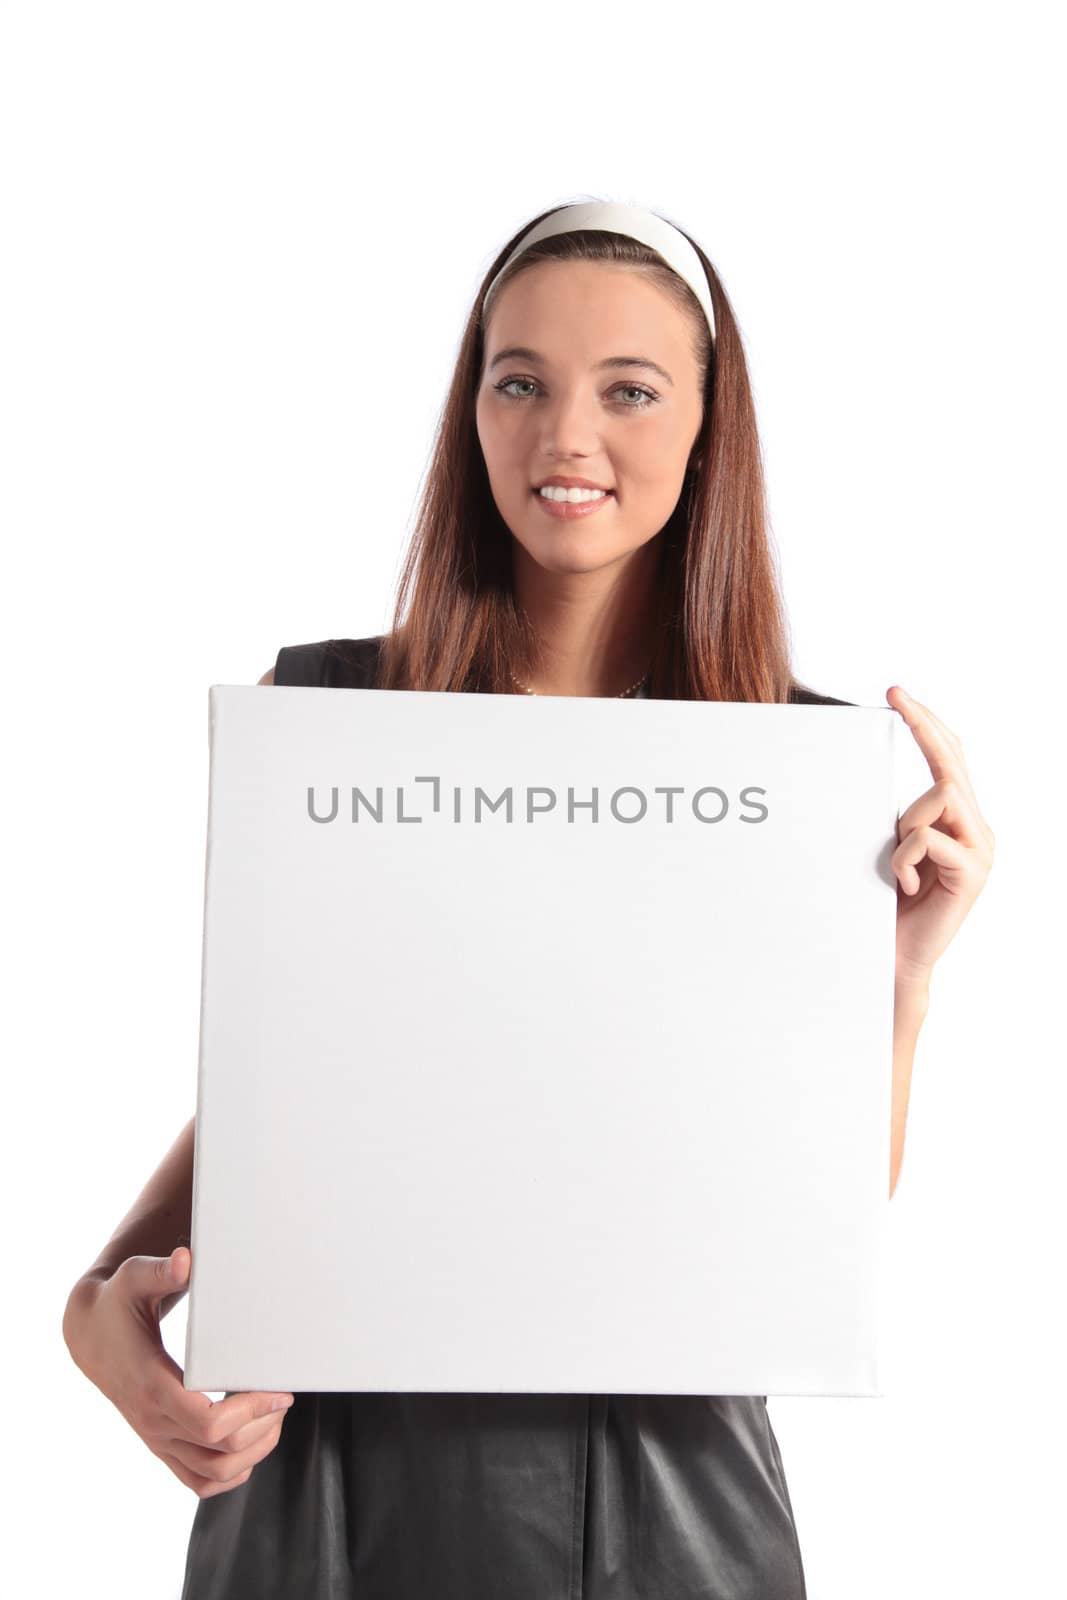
272;1396;294;1411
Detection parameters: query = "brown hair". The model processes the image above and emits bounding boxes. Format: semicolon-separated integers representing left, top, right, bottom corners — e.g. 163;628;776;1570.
376;201;809;702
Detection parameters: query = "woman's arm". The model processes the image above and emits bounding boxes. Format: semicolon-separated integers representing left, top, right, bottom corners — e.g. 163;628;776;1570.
61;1104;296;1497
61;652;297;1500
885;688;994;1202
889;976;930;1198
64;661;278;1342
63;1115;197;1338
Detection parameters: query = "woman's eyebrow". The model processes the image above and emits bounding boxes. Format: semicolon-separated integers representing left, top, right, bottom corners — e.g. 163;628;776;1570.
488;346;674;387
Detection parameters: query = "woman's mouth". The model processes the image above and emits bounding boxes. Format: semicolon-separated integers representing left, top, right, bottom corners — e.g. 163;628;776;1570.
530;486;616;521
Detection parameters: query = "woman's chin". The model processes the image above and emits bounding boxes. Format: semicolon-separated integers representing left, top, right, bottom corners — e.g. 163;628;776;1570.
512;518;644;572
520;541;632;578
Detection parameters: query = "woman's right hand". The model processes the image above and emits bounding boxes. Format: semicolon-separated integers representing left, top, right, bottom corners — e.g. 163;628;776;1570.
64;1246;296;1499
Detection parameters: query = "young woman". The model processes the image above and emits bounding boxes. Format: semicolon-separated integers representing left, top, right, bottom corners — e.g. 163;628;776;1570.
63;200;995;1599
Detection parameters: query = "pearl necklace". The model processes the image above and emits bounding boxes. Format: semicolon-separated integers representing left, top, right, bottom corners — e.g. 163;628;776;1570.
509;667;651;698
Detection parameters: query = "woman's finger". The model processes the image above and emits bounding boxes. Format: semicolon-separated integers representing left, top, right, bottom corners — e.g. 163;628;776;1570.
204;1406;290;1453
161;1412;287;1486
896;777;991;854
153;1359;294;1448
888;688;980;806
893;820;974;895
158;1447;254;1499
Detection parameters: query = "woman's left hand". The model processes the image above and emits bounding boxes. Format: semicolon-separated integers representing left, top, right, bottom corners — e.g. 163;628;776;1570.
886;687;995;988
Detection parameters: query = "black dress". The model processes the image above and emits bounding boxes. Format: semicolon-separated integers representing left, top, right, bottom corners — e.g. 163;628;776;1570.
181;636;852;1600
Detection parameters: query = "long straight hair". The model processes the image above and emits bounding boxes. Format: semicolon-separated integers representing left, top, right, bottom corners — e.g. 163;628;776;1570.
375;202;809;702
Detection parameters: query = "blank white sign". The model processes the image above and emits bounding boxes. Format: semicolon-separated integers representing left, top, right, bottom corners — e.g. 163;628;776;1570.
185;685;900;1397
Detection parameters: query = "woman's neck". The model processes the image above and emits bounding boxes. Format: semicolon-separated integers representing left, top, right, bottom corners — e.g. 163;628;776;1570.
510;537;660;697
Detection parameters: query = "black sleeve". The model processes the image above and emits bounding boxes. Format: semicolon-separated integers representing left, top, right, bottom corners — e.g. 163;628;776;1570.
788;686;857;707
274;641;329;686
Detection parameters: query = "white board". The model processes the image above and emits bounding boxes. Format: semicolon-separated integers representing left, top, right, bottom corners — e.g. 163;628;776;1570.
184;684;900;1397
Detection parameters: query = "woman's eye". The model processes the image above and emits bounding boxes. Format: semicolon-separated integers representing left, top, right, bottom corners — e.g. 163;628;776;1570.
496;377;538;399
493;377;658;409
615;384;658;407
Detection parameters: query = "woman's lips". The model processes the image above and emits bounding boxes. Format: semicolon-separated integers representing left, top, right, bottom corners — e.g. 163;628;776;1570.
530;488;616;521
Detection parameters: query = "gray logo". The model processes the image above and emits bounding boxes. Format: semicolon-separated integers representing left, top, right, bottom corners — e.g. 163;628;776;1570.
306;776;770;825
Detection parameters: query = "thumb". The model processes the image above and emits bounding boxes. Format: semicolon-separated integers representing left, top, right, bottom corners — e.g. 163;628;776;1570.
143;1246;190;1294
119;1246;192;1315
165;1245;191;1283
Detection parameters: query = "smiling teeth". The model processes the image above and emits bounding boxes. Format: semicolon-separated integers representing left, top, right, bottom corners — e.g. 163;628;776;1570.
538;486;609;502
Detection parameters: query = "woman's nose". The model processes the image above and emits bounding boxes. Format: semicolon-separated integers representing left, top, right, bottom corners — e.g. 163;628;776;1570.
536;391;604;456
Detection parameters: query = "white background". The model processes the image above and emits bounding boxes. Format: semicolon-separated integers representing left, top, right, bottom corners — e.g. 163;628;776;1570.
4;3;1061;1596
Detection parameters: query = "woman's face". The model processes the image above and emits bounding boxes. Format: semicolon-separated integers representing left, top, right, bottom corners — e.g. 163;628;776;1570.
475;261;706;577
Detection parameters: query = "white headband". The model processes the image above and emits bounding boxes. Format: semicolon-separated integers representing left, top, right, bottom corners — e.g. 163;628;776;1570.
482;200;716;344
